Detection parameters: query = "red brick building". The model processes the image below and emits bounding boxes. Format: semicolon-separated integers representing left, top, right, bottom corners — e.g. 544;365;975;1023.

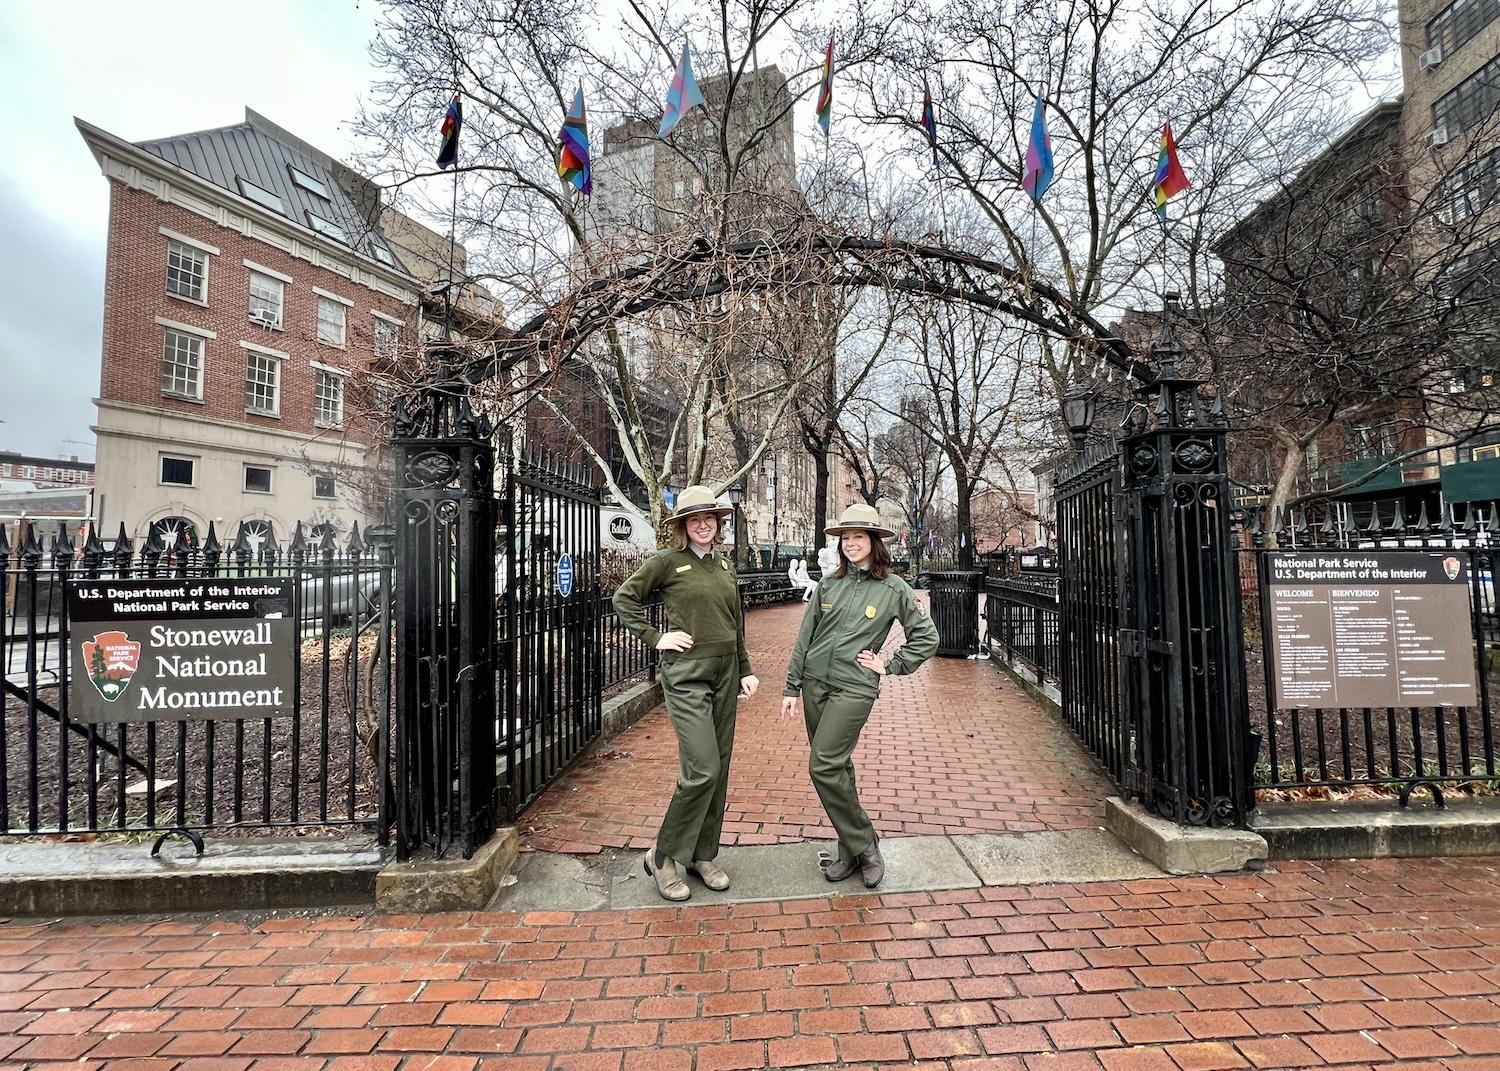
77;109;430;547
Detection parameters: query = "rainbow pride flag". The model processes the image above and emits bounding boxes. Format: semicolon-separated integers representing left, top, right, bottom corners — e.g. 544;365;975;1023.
816;35;834;137
558;86;591;195
1152;123;1190;219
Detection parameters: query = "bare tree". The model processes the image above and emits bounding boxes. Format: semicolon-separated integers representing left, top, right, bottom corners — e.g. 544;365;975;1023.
1211;109;1500;531
853;0;1390;406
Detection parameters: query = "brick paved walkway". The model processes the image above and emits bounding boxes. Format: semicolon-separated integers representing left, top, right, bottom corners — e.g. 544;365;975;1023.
522;604;1111;854
7;857;1500;1069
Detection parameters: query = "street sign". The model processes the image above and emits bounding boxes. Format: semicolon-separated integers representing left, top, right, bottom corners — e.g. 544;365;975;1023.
557;552;574;598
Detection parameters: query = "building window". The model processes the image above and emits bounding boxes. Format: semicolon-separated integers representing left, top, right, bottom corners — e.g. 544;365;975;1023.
313;473;337;499
160;456;195;486
1433;55;1500;136
244;349;281;416
243;465;274;494
1427;0;1500;57
317;297;346;346
166;240;207;302
1339;174;1385;227
1435;146;1500;224
21;465;36;479
161;329;204;400
373;317;399;358
674;179;685;199
248;271;284;328
307;212;349;244
236;177;284;214
372;245;399;267
314;368;345;428
288;165;331;200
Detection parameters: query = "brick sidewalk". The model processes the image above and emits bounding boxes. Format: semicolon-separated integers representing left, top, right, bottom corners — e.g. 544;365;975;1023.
6;857;1500;1069
521;603;1111;854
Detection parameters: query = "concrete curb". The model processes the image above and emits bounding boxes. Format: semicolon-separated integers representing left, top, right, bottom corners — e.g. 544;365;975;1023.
0;837;388;917
1253;797;1500;859
602;679;663;740
1105;796;1268;875
375;827;518;912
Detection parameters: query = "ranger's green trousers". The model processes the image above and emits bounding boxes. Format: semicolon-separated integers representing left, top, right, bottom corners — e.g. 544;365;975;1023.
802;677;877;861
656;652;739;865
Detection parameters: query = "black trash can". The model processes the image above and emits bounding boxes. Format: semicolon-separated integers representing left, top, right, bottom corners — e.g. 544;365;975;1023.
925;570;984;657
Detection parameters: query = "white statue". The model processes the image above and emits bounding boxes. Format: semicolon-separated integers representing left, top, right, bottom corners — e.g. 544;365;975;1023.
816;538;840;578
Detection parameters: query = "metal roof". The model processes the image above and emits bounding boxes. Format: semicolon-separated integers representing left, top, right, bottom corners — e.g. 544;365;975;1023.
136;108;407;272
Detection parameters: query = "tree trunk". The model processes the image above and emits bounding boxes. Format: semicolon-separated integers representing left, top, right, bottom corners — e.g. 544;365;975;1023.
1262;433;1305;550
955;476;974;569
812;444;831;544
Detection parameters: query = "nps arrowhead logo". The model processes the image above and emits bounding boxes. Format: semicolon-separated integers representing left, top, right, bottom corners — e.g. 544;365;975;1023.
81;630;142;702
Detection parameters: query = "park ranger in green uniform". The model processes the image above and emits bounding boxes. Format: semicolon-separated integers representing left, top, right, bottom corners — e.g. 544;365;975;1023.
614;485;759;901
780;503;939;888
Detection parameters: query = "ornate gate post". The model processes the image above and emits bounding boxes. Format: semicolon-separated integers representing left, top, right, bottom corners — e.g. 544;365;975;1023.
391;358;498;860
1119;295;1253;826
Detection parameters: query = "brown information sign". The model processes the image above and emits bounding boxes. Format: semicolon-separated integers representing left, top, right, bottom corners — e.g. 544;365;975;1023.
1266;551;1478;710
66;577;296;723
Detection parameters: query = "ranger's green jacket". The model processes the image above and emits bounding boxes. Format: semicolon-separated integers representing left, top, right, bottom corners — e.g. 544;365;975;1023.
783;567;939;700
613;549;752;677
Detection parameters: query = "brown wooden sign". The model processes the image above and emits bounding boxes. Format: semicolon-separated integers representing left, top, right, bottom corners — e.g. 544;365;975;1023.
66;577;296;723
1266;551;1478;710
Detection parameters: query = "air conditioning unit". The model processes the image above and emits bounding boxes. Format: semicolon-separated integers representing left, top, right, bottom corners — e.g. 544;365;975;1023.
1427;123;1451;147
248;309;280;328
1418;45;1444;70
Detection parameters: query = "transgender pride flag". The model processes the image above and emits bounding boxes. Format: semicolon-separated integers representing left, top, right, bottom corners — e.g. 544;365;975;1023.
1022;95;1054;202
659;42;707;139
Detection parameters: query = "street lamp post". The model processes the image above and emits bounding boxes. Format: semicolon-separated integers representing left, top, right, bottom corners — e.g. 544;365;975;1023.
1061;381;1098;454
768;463;779;568
727;484;745;568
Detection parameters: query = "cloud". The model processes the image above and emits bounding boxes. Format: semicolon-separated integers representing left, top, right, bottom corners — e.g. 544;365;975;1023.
0;0;383;460
0;180;103;458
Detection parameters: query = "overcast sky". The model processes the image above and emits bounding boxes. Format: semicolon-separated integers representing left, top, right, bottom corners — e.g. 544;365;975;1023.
0;1;382;461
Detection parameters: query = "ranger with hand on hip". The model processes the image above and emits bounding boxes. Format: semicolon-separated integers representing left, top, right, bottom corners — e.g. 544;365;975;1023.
613;485;758;901
781;503;938;888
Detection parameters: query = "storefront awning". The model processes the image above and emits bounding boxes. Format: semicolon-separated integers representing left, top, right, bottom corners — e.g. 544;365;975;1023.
1441;458;1500;503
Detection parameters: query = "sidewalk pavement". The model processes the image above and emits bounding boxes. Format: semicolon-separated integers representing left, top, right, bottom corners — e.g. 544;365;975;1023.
5;856;1500;1069
521;603;1110;854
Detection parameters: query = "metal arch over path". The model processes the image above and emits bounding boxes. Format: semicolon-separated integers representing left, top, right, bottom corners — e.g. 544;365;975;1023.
481;232;1156;383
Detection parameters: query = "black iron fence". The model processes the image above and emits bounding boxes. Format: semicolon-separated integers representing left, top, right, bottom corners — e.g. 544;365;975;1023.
1239;501;1498;799
984;573;1061;686
599;595;662;693
0;519;393;840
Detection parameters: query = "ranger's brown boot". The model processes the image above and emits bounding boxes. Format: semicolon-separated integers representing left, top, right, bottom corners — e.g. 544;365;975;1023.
688;859;730;890
858;840;884;889
644;854;690;901
822;853;859;882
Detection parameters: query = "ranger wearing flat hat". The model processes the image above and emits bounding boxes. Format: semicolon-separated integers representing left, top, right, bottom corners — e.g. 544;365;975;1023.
780;503;938;888
614;485;759;901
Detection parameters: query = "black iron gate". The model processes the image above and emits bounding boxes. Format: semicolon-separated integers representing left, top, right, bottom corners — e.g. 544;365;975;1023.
1053;295;1253;827
1056;440;1131;788
391;379;497;861
392;366;604;859
497;451;602;820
